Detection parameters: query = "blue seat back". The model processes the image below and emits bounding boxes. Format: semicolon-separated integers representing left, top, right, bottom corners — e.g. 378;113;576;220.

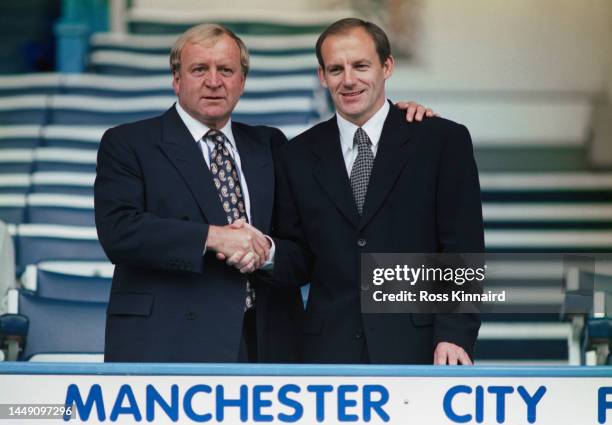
0;194;26;224
15;224;107;269
22;261;112;303
16;290;106;360
26;194;94;226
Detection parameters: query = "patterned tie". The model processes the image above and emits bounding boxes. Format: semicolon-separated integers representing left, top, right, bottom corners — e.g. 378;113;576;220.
205;129;255;310
350;127;374;215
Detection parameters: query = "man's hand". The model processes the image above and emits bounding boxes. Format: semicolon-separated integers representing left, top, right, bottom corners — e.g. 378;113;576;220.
207;220;269;272
433;342;473;365
395;101;437;122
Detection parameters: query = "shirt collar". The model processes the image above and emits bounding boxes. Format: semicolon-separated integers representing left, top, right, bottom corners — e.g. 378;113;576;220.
175;101;236;149
337;100;390;154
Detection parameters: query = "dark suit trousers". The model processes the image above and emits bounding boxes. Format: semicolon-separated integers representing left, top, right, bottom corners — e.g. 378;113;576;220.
237;309;257;362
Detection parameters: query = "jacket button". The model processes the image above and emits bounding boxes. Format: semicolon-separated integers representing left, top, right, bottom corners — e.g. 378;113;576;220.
186;312;196;320
357;238;367;247
355;330;364;339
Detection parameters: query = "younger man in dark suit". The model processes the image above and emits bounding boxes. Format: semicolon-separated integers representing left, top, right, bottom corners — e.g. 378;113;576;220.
270;18;485;364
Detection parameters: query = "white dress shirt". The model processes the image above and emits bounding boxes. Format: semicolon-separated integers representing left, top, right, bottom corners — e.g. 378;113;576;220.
175;102;274;265
176;102;253;223
336;100;390;175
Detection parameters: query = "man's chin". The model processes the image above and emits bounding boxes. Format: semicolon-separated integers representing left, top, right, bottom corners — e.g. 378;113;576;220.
338;106;365;121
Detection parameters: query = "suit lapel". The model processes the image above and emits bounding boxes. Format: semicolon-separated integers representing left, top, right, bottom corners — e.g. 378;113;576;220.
358;104;416;231
232;123;272;231
311;117;360;228
157;106;227;225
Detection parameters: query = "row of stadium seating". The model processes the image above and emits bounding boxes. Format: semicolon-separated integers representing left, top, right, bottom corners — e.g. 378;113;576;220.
2;255;609;363
0;73;325;99
0;94;321;127
87;32;319;76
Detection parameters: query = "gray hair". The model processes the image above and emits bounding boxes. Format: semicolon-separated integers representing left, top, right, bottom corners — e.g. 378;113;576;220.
169;23;250;76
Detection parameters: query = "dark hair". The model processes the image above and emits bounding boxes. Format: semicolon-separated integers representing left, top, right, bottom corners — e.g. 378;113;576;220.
315;18;391;68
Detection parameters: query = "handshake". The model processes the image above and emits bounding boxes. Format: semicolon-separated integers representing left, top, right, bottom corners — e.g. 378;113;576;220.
206;219;272;274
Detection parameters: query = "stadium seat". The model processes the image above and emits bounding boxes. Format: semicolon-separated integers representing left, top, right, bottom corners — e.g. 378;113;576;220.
0;95;49;125
33;148;97;173
481;172;612;252
60;73;173;97
1;288;105;361
563;267;612;365
13;224;107;269
233;96;320;126
243;74;323;99
0;149;33;174
0;194;26;224
41;125;105;150
30;172;94;195
49;94;171;125
0;125;41;149
25;193;94;226
0;174;30;194
21;261;112;303
0;74;60;97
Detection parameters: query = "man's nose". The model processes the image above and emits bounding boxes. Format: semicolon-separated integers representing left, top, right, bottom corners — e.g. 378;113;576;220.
204;70;222;88
342;69;356;87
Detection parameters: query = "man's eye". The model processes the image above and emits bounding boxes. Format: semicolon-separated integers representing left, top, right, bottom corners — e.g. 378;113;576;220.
192;67;205;75
219;68;233;76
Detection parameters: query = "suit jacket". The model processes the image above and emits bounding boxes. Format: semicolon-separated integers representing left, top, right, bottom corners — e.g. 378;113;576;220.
272;102;484;364
94;106;302;363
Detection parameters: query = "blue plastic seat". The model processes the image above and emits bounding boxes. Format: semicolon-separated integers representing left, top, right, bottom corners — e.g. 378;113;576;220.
26;193;94;226
49;94;170;126
0;95;48;125
30;172;94;196
0;194;26;224
61;73;173;97
21;261;112;303
33;148;97;173
0;174;30;194
14;224;107;269
0;149;33;174
0;125;41;149
41;125;105;150
0;74;60;97
1;289;106;361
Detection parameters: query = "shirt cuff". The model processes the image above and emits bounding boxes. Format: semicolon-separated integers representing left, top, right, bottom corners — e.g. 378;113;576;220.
261;235;275;270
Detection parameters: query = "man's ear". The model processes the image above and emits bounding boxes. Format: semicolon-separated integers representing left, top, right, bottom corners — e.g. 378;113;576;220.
317;66;328;88
239;73;246;96
171;71;180;96
383;55;394;80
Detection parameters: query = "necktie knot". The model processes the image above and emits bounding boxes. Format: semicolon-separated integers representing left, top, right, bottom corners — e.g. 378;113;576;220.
354;128;371;149
205;129;227;147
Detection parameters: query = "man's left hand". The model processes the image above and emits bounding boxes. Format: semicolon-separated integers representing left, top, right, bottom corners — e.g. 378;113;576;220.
395;101;437;122
433;341;473;365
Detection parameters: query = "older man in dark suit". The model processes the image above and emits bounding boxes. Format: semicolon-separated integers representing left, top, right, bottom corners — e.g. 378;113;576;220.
95;24;304;363
270;18;484;364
